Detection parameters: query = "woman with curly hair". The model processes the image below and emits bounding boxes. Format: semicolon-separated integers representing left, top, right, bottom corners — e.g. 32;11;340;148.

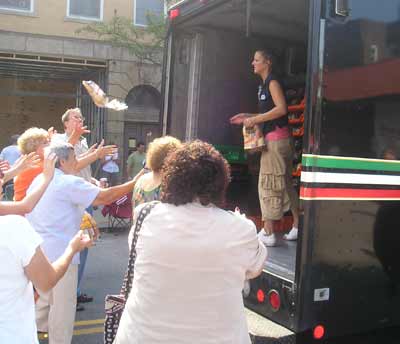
115;140;267;344
132;136;181;210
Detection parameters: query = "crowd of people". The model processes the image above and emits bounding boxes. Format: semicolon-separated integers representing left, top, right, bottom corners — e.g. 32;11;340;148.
0;108;267;344
0;48;303;343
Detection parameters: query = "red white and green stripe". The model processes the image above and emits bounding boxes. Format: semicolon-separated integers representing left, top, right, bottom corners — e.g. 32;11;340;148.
300;154;400;200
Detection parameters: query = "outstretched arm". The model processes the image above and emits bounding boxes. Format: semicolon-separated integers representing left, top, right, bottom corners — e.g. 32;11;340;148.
92;169;144;206
25;231;93;292
75;140;116;172
0;154;56;215
2;153;41;184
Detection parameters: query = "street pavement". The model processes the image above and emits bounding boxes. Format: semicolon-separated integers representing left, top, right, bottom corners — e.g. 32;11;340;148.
73;230;128;343
39;208;130;344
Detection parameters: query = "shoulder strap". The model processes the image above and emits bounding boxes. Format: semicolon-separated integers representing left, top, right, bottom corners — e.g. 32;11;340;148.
267;74;286;96
265;73;274;87
120;201;159;298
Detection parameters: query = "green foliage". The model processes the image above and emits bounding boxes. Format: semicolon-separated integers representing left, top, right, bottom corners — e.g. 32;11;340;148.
76;12;167;65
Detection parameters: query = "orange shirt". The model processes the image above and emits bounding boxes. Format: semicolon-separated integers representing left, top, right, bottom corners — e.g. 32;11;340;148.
13;162;44;201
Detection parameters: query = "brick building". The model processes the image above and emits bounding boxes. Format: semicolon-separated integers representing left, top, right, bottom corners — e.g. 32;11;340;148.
0;0;164;178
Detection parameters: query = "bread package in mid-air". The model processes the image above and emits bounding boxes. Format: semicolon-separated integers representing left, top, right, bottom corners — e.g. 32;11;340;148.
82;80;128;111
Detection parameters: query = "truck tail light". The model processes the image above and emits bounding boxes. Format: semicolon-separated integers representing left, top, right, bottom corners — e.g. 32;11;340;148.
268;290;281;311
313;325;325;340
256;289;265;303
169;8;180;20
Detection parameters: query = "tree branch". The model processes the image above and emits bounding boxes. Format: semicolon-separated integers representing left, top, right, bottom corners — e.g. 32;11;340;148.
76;13;166;65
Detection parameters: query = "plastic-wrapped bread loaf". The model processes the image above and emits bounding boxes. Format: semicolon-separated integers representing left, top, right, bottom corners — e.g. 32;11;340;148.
82;80;128;111
80;212;96;231
80;212;97;240
243;124;267;152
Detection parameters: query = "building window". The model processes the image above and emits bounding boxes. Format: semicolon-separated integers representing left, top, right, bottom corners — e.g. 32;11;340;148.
134;0;164;26
0;0;33;12
67;0;103;21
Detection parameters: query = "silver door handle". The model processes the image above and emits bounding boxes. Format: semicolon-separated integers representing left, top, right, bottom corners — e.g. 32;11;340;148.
335;0;350;17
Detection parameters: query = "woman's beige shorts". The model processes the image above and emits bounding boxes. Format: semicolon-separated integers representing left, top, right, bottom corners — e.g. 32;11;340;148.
258;138;299;221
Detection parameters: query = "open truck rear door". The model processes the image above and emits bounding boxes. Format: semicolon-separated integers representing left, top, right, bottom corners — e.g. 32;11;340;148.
162;0;400;342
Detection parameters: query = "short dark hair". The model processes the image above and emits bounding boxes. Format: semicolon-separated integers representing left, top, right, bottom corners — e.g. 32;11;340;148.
161;140;231;207
137;142;145;148
10;134;19;145
256;49;275;69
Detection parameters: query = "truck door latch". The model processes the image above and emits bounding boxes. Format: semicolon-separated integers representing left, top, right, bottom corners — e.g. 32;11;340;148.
334;0;350;17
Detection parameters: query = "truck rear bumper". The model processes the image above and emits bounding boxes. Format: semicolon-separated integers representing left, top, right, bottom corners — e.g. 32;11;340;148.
246;308;296;344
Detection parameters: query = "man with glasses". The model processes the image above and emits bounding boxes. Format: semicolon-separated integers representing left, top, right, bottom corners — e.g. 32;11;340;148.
54;109;92;183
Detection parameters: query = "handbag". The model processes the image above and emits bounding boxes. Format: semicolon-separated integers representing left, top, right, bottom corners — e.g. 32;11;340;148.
104;201;159;344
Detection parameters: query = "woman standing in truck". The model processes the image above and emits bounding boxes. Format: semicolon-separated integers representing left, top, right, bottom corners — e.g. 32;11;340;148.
230;49;299;247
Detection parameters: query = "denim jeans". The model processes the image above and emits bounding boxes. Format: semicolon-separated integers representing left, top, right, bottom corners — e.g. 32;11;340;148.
77;206;93;296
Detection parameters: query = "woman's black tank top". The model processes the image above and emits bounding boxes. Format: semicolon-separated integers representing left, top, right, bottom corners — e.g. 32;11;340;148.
257;74;288;135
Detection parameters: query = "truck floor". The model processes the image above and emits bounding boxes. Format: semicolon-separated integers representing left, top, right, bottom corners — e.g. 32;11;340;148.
264;238;296;282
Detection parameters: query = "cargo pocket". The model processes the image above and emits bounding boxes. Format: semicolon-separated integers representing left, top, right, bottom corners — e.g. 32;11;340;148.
260;174;285;221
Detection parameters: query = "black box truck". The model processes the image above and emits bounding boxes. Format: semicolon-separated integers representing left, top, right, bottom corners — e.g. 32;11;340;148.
161;0;400;342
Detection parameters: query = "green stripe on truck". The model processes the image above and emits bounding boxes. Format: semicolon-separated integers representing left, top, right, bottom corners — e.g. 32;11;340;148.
302;154;400;172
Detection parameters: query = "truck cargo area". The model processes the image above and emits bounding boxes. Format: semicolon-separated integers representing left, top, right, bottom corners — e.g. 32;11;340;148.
165;1;400;341
166;0;309;286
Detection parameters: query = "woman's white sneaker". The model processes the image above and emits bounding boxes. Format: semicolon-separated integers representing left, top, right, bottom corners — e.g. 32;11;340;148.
283;227;298;241
258;230;277;247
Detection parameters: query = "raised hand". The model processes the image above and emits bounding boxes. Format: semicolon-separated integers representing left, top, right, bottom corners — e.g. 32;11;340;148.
87;143;99;155
69;121;90;145
47;127;58;140
69;230;94;253
230;113;248;125
42;153;57;182
96;141;117;160
0;160;10;173
14;152;41;173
